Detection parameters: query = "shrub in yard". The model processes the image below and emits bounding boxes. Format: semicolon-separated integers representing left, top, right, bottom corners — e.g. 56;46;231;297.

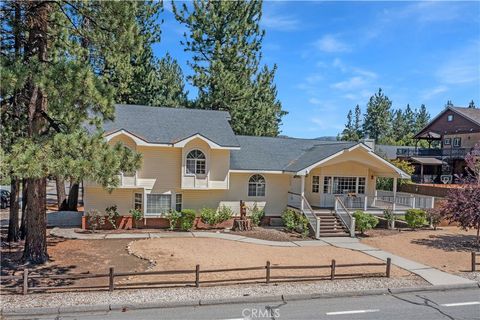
282;209;298;231
129;209;143;228
166;210;182;230
427;207;442;230
282;209;310;237
405;209;427;229
86;209;104;232
383;209;395;229
353;210;379;235
200;208;218;226
250;203;265;227
105;205;120;229
180;209;196;231
217;205;233;223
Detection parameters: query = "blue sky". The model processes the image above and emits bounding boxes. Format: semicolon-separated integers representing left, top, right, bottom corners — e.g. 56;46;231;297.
155;1;480;138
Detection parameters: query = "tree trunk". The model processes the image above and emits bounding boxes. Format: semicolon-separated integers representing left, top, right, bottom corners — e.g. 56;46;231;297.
7;177;20;242
20;179;27;240
67;181;79;211
22;177;48;264
56;176;67;210
22;1;51;264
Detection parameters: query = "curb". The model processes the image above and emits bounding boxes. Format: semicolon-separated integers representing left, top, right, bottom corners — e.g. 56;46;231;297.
2;283;479;317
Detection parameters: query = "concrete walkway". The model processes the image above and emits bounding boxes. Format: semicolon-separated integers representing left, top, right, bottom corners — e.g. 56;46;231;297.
321;237;476;286
50;228;476;286
50;228;329;247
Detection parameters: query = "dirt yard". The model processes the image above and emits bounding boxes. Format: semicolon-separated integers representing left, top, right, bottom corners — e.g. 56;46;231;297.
1;231;149;291
361;227;478;273
126;238;412;286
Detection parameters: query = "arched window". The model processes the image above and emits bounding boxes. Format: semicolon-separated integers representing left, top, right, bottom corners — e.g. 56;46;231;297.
248;174;266;197
186;149;206;175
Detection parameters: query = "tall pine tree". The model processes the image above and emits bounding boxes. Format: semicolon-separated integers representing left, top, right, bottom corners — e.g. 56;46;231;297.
173;0;286;136
1;1;146;263
362;88;392;143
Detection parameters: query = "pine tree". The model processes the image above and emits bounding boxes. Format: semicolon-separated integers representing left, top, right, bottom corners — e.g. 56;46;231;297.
340;110;355;141
173;0;286;136
362;88;392;143
415;104;430;133
1;1;145;264
150;53;189;107
353;105;362;139
469;100;476;109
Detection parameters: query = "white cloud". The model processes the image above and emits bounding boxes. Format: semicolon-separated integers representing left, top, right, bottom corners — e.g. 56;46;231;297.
436;42;480;85
421;85;449;100
311;117;344;131
308;98;322;105
331;76;366;90
314;35;350;53
262;14;299;31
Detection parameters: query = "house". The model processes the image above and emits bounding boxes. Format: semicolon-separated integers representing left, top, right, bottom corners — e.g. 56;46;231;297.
84;105;432;236
396;106;480;183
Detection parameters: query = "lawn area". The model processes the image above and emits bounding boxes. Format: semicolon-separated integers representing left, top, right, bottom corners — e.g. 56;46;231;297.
361;226;478;273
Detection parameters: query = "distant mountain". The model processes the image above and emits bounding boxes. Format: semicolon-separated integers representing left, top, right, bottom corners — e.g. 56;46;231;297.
315;136;338;141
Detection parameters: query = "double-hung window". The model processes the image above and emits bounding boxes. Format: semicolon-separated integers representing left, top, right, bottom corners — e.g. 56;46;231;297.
453;137;461;147
312;176;320;193
134;193;143;211
175;194;182;212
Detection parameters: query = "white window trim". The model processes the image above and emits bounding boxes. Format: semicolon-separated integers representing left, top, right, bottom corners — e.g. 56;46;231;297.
146;193;172;216
444;138;451;145
248;174;266;197
453;137;461;147
185;148;208;176
322;176;367;195
312;176;320;193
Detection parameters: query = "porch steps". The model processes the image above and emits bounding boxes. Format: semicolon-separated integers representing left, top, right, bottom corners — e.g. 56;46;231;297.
315;212;349;237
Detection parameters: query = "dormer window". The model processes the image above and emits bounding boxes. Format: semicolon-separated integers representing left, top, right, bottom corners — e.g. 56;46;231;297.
447;114;454;122
186;149;206;175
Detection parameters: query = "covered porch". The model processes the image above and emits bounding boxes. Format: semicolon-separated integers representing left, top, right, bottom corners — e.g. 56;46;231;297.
285;144;434;238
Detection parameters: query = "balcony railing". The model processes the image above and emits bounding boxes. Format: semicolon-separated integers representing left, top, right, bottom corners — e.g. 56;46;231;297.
397;148;470;158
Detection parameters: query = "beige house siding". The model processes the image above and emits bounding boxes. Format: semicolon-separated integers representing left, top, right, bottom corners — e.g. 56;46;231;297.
85;187;137;215
138;146;181;193
181;173;290;216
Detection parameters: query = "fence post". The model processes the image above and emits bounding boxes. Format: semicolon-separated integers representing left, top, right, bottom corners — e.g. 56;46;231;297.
350;217;356;238
315;217;321;239
23;269;28;295
472;252;476;272
266;261;271;284
195;264;200;287
330;259;336;280
109;267;114;292
386;258;391;278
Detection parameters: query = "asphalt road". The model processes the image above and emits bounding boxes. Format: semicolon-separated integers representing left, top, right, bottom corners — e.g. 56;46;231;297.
8;288;480;320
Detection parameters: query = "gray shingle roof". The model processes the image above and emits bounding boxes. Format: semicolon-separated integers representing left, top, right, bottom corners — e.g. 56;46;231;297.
231;136;357;172
452;107;480;126
101;104;240;147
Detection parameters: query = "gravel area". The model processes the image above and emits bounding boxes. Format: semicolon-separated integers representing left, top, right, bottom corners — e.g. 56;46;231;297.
1;275;428;311
457;272;480;284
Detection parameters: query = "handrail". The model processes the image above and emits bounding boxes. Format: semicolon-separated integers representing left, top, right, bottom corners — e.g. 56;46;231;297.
334;196;354;236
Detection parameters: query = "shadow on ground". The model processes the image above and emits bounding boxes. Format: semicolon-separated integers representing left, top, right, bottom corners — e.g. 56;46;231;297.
411;233;479;252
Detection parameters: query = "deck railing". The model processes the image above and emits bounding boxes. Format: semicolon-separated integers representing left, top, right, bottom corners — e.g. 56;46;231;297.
334;196;355;237
287;192;320;238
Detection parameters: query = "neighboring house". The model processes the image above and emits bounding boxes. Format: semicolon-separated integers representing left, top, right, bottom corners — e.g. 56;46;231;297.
396;106;480;184
85;105;428;236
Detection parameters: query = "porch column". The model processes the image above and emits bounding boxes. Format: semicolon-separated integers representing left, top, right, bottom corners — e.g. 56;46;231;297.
392;177;397;211
300;175;305;211
420;164;424;183
143;190;147;225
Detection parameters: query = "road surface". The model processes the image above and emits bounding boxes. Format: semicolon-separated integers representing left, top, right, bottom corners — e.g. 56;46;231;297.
6;288;480;320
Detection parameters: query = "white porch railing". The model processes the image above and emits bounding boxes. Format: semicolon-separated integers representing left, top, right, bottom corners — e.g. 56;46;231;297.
375;190;435;210
334;196;355;237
